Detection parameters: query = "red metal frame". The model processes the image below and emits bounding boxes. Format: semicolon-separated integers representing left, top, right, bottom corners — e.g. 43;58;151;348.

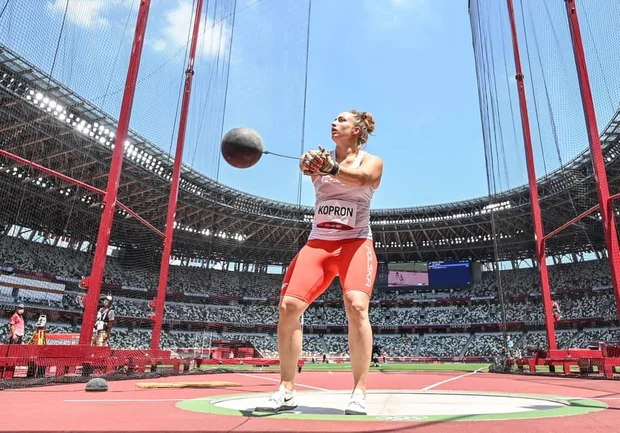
543;202;600;241
564;0;620;318
116;202;164;238
150;0;204;350
519;347;620;379
506;0;557;350
79;0;152;345
0;148;163;238
0;149;106;196
0;345;190;379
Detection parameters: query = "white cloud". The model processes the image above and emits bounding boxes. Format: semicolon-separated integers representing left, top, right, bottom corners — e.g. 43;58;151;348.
152;0;231;59
152;40;167;52
365;0;432;28
47;0;127;28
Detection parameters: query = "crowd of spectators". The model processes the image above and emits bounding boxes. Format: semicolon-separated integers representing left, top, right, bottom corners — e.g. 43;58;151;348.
1;235;618;358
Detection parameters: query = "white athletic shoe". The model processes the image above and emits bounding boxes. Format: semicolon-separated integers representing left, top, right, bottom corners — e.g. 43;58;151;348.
344;388;367;415
254;384;297;412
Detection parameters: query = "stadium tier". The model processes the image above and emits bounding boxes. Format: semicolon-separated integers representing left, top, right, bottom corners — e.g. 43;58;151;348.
1;41;620;268
0;233;618;360
1;0;620;387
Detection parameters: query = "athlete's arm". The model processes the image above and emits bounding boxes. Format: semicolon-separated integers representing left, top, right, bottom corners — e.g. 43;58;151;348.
334;154;383;189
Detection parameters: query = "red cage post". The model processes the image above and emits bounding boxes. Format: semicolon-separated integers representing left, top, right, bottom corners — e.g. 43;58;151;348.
564;0;620;317
79;0;153;345
506;0;557;349
150;0;205;350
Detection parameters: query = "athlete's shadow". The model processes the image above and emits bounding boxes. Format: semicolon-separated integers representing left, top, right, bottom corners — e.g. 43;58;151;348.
286;405;345;415
241;405;348;417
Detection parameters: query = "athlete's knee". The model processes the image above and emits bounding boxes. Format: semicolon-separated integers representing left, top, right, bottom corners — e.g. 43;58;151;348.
344;291;369;322
279;295;307;318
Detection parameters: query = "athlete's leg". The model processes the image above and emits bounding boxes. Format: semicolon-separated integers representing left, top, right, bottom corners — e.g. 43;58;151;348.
256;241;336;412
277;295;306;391
279;248;337;389
338;239;376;414
343;290;372;394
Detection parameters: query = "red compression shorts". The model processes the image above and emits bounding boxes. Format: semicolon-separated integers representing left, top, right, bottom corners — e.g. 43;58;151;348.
280;238;377;304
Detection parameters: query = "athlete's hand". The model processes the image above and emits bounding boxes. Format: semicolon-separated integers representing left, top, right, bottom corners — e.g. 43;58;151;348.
300;149;327;176
315;145;338;175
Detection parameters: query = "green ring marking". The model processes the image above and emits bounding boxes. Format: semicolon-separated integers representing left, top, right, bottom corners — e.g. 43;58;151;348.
175;390;607;422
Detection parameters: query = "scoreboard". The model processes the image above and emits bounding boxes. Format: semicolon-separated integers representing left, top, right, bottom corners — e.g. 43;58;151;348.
427;260;472;287
377;260;474;289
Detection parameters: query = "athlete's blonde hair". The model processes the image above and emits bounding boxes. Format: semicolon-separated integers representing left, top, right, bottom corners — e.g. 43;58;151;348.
348;110;375;147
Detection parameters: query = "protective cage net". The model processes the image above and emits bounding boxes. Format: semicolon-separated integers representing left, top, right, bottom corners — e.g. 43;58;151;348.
470;0;620;375
0;0;317;388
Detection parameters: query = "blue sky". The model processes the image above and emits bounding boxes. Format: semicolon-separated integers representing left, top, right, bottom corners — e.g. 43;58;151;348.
302;0;488;209
2;0;617;211
220;0;491;209
471;0;620;197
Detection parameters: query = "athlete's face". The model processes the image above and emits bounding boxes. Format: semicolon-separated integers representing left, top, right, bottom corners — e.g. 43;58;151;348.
331;112;360;144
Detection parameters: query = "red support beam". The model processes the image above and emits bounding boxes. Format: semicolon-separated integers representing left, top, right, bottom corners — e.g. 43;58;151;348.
543;203;600;241
150;0;204;350
564;0;620;318
116;201;165;238
79;0;152;345
506;0;557;349
0;149;106;196
0;149;165;239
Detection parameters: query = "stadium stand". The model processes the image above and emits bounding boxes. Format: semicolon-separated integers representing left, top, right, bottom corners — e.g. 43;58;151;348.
1;232;618;361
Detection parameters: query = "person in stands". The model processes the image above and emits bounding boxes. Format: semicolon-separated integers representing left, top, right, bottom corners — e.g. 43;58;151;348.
8;303;25;344
92;295;115;347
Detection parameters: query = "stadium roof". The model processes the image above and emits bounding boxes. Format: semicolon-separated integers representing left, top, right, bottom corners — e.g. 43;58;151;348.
1;44;620;266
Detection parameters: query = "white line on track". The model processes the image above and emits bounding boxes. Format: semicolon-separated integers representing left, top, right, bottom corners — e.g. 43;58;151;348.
420;368;485;391
236;373;330;391
64;398;211;403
